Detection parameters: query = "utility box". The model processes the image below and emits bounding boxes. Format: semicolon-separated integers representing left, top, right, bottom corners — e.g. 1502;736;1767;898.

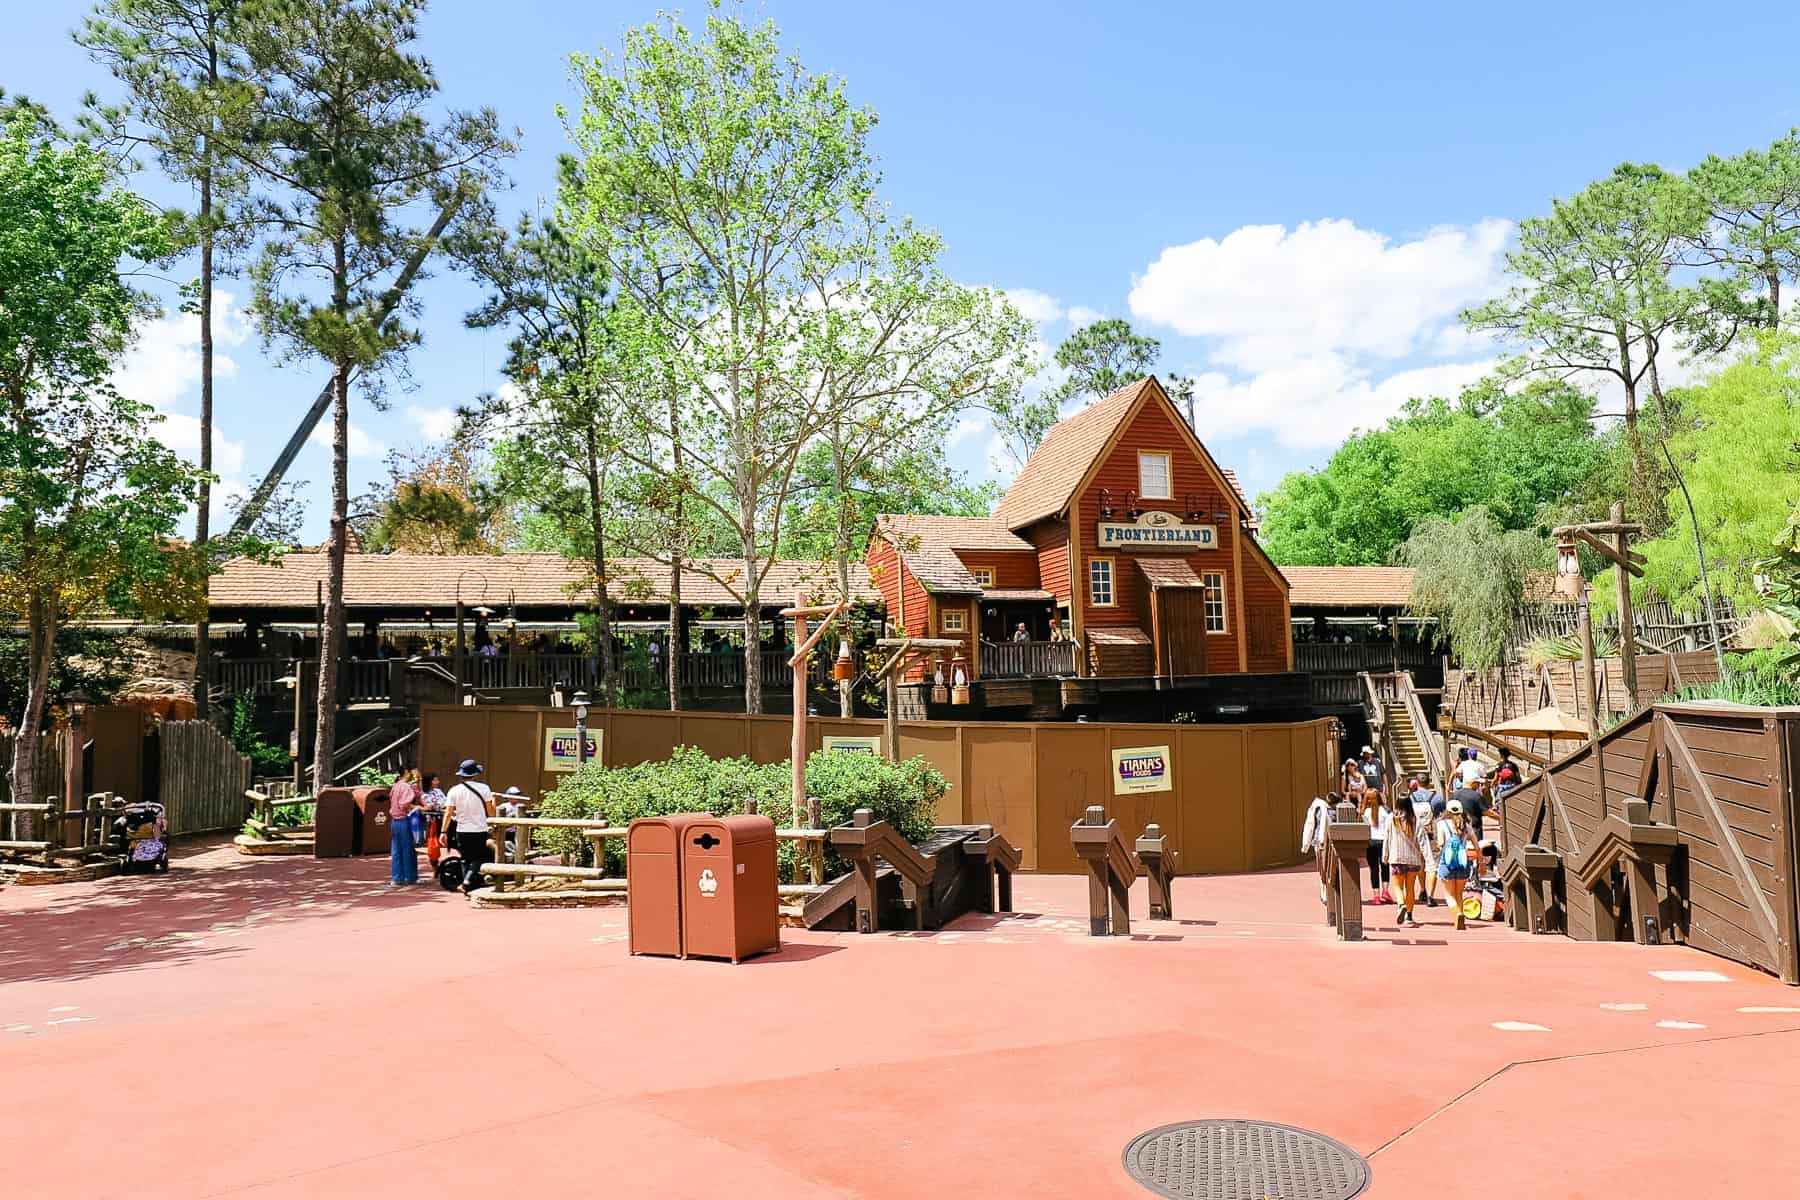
314;787;356;858
627;814;706;958
680;815;780;963
351;786;392;855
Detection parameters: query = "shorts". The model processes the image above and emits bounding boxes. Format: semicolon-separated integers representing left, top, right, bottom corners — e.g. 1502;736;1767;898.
1440;864;1472;881
1389;864;1421;877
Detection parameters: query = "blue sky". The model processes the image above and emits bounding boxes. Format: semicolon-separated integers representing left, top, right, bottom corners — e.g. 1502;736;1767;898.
8;0;1800;540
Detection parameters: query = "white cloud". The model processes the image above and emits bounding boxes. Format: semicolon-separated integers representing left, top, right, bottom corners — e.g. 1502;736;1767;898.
1129;217;1511;373
1190;355;1500;451
154;410;246;478
406;404;461;441
1126;218;1514;449
946;414;985;449
1003;287;1064;324
1066;305;1104;328
113;290;249;411
310;420;385;460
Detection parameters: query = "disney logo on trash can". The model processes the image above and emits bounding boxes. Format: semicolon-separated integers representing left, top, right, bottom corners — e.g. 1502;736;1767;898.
697;868;718;897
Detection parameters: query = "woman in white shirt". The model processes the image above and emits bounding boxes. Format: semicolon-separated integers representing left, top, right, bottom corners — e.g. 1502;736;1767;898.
1361;791;1389;904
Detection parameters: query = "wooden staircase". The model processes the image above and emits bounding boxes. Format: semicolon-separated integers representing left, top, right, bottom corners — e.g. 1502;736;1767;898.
1382;700;1432;784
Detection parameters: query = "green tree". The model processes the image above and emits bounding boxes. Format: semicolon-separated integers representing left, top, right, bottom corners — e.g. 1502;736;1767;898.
235;0;510;788
1622;333;1800;609
1463;163;1705;504
454;201;634;703
567;5;949;713
0;116;199;831
80;0;257;720
991;318;1165;466
1257;378;1602;565
1687;130;1800;342
1399;506;1549;670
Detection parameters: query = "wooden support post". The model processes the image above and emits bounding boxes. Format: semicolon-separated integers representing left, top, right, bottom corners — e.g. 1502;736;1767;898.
1579;592;1607;816
1135;822;1177;920
1326;799;1370;941
1611;502;1640;707
885;670;900;763
1070;805;1133;936
791;611;807;829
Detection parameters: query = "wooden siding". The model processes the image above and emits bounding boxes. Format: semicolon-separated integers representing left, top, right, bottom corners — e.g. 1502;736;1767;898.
867;533;934;681
1072;398;1243;671
1243;546;1292;674
1025;520;1071;606
955;548;1040;589
420;703;1335;875
927;596;978;679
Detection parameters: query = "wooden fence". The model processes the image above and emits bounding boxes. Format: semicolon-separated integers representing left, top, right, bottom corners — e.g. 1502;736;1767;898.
1512;596;1743;655
157;721;253;836
1448;650;1723;727
417;704;1336;877
0;730;67;842
1500;702;1800;983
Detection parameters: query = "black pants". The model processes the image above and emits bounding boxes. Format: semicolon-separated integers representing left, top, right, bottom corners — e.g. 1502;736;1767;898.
457;830;491;889
1366;843;1388;890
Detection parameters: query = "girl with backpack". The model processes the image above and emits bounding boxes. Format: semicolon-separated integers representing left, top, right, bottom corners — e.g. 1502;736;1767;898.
1436;799;1475;929
1384;799;1426;926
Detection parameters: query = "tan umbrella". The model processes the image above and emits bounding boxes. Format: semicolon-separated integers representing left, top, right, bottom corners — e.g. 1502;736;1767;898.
1485;704;1591;767
1486;706;1591;741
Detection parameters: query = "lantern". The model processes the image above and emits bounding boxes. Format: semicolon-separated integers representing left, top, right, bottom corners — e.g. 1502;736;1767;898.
833;638;855;682
1554;536;1584;600
931;660;949;705
949;654;971;705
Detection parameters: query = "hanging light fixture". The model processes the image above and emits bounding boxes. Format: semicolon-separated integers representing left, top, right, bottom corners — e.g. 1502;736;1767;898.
1554;536;1584;600
833;637;855;682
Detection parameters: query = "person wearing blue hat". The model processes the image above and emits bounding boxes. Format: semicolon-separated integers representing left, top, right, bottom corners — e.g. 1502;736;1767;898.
443;759;494;892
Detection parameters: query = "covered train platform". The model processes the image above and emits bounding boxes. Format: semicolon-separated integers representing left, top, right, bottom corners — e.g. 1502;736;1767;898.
2;839;1793;1198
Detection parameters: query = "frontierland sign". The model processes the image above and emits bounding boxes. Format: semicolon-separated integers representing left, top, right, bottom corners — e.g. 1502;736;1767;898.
1096;509;1217;549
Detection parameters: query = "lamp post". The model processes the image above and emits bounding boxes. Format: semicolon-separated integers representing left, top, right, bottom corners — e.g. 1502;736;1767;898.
453;570;489;697
1556;535;1608;811
60;687;95;850
572;690;591;767
274;663;302;793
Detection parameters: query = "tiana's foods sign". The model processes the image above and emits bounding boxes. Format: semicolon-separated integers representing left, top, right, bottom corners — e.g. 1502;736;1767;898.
1097;509;1217;549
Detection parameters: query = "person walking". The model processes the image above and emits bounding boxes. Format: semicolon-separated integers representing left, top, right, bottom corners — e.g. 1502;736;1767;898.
1384;797;1426;926
1358;746;1385;799
1436;799;1475;930
1341;758;1366;803
1362;789;1390;903
1407;777;1443;907
387;766;422;885
1455;747;1486;789
444;759;494;893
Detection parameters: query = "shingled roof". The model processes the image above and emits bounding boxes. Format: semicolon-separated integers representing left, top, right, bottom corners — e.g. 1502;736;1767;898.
209;553;878;611
992;379;1149;530
1279;565;1415;609
873;514;1032;596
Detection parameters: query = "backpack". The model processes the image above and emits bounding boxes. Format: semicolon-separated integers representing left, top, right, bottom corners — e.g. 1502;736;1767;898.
1440;826;1468;873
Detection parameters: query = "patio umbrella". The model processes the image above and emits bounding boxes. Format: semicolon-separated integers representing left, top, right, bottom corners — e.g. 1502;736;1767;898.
1485;705;1591;766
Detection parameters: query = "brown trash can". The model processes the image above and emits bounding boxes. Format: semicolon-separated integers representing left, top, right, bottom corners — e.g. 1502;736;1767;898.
680;815;780;963
314;787;357;858
352;786;392;855
627;814;707;958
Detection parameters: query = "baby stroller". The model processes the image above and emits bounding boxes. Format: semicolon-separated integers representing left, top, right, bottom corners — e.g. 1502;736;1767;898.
1461;841;1505;922
114;801;169;873
433;817;467;891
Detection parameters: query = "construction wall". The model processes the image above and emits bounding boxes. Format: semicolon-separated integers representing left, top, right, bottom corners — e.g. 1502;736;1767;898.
418;704;1336;876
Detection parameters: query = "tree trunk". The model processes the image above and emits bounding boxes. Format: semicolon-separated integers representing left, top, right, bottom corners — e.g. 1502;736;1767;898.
1770;268;1782;329
312;243;351;794
743;546;764;716
832;424;854;718
584;430;614;708
193;164;215;722
1615;324;1646;506
9;595;56;843
665;386;684;712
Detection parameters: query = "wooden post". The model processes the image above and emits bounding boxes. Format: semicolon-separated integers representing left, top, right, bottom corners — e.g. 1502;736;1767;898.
1579;590;1607;815
791;612;807;829
1082;806;1108;935
1611;501;1639;708
885;669;900;763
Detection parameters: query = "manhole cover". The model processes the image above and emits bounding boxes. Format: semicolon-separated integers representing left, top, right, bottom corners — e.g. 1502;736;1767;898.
1121;1119;1370;1199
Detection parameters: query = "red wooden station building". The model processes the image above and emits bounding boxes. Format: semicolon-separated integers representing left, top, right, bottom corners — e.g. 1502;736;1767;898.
867;377;1294;695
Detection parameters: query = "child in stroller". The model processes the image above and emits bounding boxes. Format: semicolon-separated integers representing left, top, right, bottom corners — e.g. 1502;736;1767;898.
1462;840;1505;922
114;801;169;873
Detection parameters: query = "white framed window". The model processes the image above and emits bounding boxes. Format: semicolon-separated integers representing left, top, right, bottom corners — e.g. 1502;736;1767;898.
1138;451;1172;499
969;566;995;588
1089;557;1115;607
940;608;966;633
1202;571;1227;633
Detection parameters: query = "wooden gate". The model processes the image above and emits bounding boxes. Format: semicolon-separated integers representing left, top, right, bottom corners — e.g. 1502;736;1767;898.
1159;590;1208;676
157;720;253;836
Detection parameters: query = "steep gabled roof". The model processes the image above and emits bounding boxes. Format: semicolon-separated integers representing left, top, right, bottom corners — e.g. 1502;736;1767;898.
991;379;1150;530
873;514;1032;596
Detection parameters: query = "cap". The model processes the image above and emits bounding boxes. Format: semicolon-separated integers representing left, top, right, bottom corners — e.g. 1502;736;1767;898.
456;759;483;778
1361;745;1373;755
1447;799;1463;813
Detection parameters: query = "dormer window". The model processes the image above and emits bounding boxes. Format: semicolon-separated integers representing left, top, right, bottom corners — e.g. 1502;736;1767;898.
969;566;995;588
1138;451;1171;499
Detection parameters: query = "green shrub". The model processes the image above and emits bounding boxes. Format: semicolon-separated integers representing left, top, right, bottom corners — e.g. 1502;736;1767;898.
537;745;948;877
1671;651;1800;707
